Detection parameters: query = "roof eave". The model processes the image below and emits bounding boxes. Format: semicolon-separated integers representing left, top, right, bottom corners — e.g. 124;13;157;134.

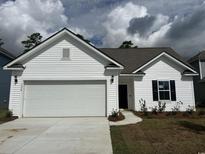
3;67;24;71
120;73;145;77
132;52;197;74
182;73;199;76
4;28;124;69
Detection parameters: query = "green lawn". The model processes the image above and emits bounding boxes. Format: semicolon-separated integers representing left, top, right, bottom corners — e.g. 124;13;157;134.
110;118;205;154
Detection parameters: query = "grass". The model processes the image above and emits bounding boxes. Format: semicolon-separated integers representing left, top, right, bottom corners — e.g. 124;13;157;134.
0;109;16;124
110;118;205;154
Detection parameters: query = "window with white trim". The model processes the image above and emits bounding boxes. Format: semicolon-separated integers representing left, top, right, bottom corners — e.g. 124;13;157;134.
152;80;176;101
158;81;170;100
62;48;70;60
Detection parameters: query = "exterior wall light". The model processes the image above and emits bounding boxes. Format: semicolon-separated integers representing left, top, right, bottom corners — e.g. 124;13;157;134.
14;76;18;84
111;75;114;84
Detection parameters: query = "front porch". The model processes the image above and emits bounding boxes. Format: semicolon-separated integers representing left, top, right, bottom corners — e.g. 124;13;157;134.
119;76;135;110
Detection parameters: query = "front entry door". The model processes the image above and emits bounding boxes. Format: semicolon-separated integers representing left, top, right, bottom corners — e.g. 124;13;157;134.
119;85;128;109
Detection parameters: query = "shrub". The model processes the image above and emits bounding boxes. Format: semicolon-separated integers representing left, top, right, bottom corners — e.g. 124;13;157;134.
158;101;166;112
172;101;183;112
186;105;194;115
110;109;119;117
171;101;183;115
139;98;148;115
6;110;13;118
150;101;166;114
151;106;158;114
108;109;125;122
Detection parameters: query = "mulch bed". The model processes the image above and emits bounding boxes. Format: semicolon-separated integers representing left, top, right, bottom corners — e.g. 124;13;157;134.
108;112;125;122
0;116;18;124
134;111;205;119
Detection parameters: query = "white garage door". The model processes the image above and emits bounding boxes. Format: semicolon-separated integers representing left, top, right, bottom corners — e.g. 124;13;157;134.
23;81;106;117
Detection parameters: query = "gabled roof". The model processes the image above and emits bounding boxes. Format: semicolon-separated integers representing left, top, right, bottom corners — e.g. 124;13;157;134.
188;50;205;63
4;28;123;70
0;47;15;60
100;47;197;74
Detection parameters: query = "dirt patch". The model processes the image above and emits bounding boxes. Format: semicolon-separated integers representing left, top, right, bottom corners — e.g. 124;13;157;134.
6;128;27;132
0;136;13;145
134;111;205;119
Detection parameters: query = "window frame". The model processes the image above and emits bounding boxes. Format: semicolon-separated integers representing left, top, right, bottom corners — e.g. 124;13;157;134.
61;48;70;60
157;80;171;101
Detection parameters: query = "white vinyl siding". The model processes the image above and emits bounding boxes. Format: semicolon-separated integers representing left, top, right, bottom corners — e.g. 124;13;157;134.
9;71;23;116
22;39;107;78
9;39;119;117
134;56;195;111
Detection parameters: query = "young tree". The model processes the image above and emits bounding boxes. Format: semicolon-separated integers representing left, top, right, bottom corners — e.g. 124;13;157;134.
76;34;90;43
119;40;138;48
21;33;42;52
119;41;133;48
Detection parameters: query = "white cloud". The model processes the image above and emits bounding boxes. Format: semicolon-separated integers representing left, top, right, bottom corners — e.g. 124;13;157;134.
0;0;205;58
102;2;171;48
70;27;92;39
105;2;147;30
0;0;89;55
0;0;67;54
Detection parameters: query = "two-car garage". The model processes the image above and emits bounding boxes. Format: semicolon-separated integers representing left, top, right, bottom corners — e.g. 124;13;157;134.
23;80;106;117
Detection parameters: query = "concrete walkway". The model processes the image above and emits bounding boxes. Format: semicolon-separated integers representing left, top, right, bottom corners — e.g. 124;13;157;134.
0;118;112;154
109;110;142;126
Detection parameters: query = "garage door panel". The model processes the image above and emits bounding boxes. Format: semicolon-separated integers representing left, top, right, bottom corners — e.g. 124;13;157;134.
23;81;106;117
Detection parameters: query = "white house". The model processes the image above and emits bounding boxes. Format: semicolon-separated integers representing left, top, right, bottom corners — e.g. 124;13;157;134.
4;28;198;117
0;47;15;108
189;51;205;106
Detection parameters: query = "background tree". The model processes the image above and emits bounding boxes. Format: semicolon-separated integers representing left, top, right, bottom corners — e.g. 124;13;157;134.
76;34;90;43
119;40;138;48
21;33;42;52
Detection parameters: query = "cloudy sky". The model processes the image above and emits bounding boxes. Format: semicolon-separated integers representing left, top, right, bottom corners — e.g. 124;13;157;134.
0;0;205;58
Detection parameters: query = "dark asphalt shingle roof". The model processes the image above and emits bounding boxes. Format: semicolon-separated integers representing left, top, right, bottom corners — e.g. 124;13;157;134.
188;50;205;63
0;47;15;59
100;47;194;74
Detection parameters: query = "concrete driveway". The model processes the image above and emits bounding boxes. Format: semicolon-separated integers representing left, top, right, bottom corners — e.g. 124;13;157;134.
0;118;112;154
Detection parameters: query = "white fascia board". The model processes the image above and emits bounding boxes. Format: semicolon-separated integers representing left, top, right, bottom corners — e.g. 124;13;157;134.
4;32;62;68
63;30;124;69
3;67;24;70
199;60;203;79
182;74;199;76
120;74;145;77
132;52;197;74
4;28;124;69
105;67;123;70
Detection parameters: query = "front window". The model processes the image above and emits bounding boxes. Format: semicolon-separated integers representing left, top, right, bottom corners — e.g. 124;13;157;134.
158;81;170;100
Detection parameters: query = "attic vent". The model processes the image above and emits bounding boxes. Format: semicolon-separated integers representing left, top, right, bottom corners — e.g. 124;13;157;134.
62;48;70;60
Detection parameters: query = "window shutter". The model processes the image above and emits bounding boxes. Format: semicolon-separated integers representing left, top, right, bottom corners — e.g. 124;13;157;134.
152;80;158;101
170;80;176;101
